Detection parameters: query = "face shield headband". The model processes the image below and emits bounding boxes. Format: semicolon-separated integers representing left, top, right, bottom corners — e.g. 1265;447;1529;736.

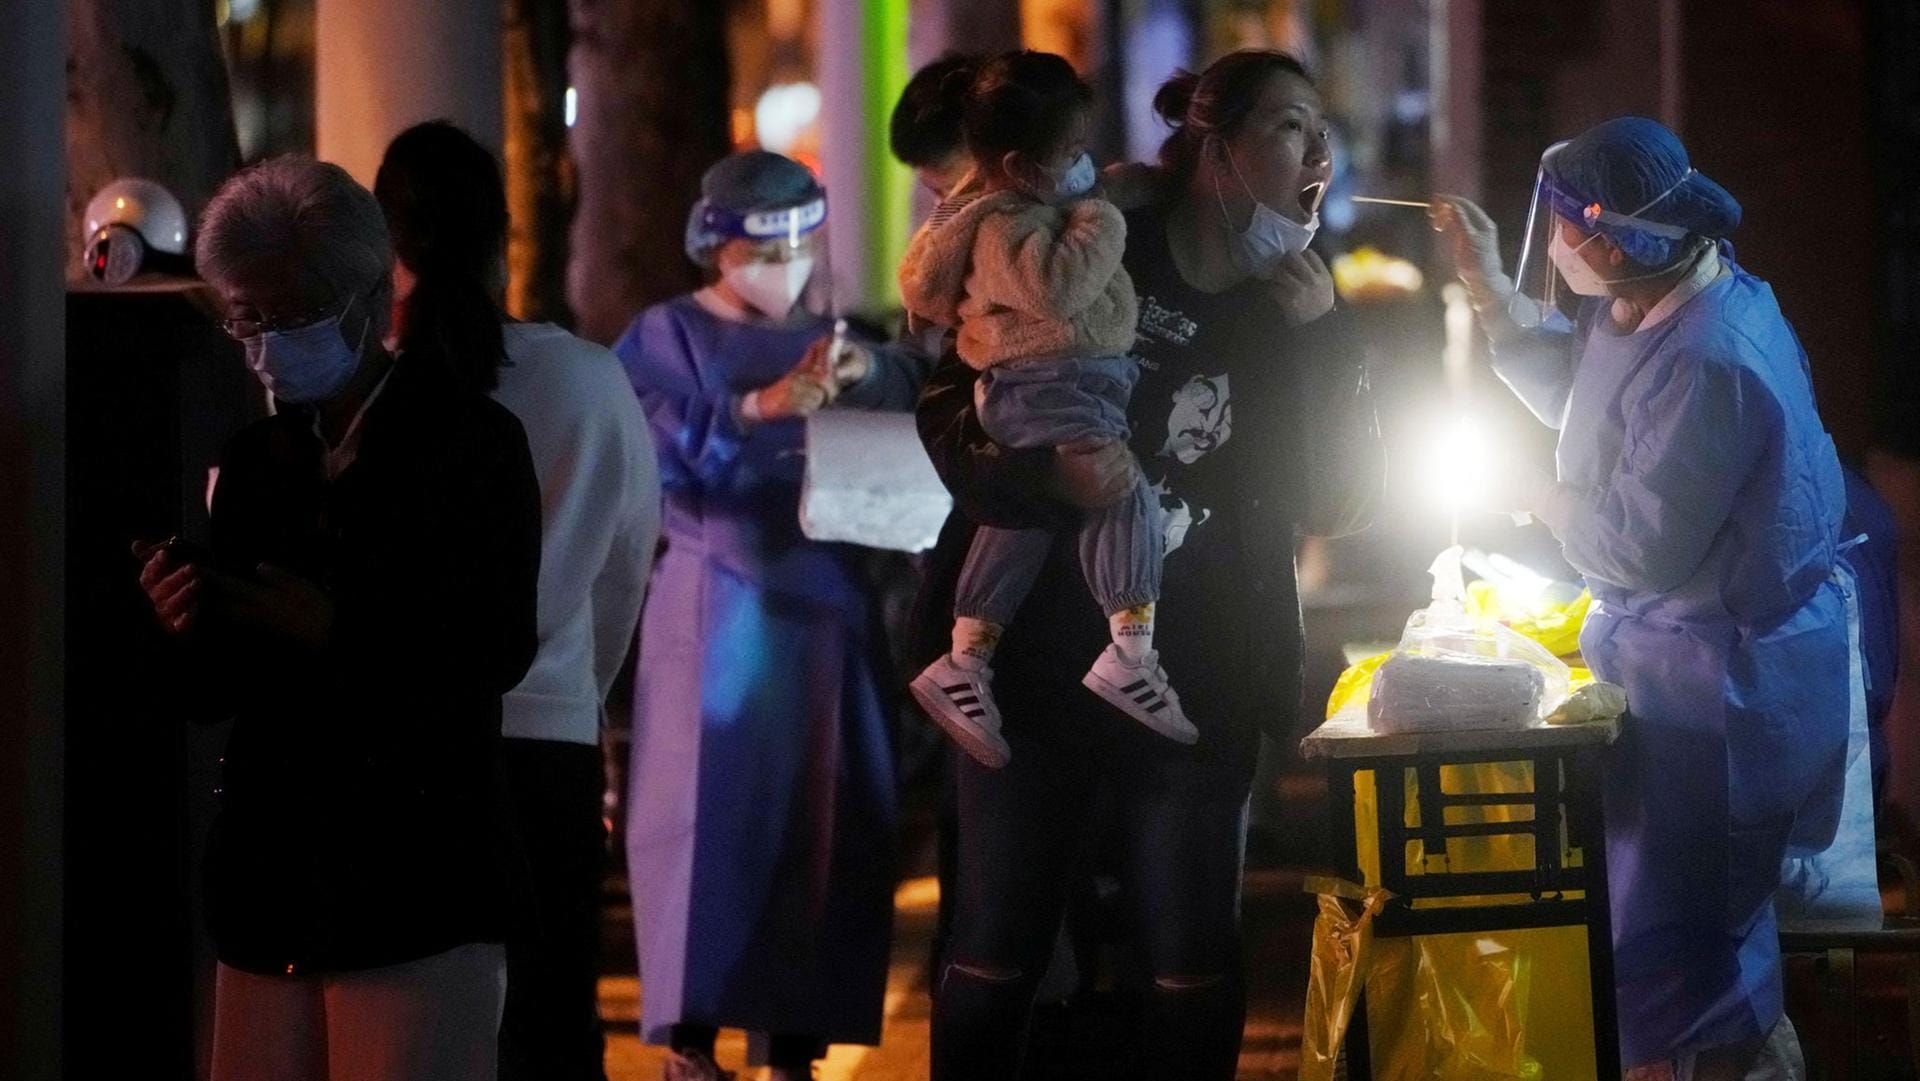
685;194;828;264
1542;170;1694;243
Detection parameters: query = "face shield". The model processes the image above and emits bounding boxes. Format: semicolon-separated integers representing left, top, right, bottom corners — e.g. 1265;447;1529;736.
1509;141;1700;327
1508;142;1574;328
687;193;833;320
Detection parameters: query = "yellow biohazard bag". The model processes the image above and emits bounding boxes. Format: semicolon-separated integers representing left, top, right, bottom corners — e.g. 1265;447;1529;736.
1300;877;1393;1081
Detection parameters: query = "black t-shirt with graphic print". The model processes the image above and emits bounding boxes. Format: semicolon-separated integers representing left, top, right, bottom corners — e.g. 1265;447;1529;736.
912;201;1379;764
1124;207;1281;618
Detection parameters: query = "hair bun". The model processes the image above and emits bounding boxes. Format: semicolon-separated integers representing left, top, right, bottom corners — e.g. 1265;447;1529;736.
1152;70;1199;128
938;57;981;104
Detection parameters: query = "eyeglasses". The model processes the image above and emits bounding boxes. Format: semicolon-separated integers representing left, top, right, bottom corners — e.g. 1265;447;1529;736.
220;291;363;341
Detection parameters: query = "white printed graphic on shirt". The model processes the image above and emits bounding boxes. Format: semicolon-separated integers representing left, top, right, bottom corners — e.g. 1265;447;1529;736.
1153;479;1211;557
1161;373;1232;465
1138;282;1232;557
1137;294;1200;351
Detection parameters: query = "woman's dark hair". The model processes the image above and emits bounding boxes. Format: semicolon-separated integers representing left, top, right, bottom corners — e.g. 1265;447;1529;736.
890;52;981;168
373;120;508;393
1153;50;1314;183
963;50;1093;175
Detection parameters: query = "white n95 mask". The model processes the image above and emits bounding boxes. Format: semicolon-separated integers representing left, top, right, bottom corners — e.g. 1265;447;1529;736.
725;257;814;319
1548;229;1612;296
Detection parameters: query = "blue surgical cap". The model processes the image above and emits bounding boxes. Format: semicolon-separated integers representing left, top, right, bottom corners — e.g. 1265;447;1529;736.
684;150;827;265
1543;117;1741;267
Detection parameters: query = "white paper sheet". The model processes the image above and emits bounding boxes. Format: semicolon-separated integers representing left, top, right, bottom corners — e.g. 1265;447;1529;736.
800;409;952;553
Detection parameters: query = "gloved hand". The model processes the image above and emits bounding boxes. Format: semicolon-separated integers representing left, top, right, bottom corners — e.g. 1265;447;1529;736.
798;331;872;403
741;362;829;422
205;563;335;652
1429;195;1516;319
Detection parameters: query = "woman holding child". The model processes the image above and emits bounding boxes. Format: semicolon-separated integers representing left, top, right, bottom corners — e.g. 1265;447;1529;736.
910;49;1384;1080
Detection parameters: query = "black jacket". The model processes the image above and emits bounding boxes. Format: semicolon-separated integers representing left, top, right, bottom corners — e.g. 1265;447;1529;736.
197;354;541;974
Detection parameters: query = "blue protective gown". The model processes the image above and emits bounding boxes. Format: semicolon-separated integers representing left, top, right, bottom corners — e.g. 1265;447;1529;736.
1493;251;1852;1064
614;292;914;1050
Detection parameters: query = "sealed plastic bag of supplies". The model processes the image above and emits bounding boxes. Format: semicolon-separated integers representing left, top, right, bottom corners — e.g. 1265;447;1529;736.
1368;548;1572;734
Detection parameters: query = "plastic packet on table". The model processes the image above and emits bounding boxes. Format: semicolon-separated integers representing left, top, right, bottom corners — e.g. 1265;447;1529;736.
1367;548;1572;734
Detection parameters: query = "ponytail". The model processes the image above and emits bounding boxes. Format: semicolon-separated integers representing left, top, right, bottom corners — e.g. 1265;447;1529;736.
373;120;511;395
398;271;506;393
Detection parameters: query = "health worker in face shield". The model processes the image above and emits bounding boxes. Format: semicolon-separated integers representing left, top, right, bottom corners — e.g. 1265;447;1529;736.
612;150;922;1081
1432;117;1851;1081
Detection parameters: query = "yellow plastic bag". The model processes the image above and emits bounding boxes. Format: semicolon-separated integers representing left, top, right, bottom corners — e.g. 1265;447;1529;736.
1300;877;1393;1081
1327;653;1390;719
1363;932;1545;1081
1464;580;1591;659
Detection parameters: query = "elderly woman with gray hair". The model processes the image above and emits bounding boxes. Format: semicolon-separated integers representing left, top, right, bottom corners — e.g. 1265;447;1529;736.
135;155;542;1081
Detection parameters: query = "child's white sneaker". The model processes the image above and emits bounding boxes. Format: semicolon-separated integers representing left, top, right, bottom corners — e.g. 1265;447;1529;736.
1082;646;1198;744
910;654;1012;768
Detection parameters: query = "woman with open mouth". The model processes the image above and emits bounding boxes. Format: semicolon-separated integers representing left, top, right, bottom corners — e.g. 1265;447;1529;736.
913;48;1383;1081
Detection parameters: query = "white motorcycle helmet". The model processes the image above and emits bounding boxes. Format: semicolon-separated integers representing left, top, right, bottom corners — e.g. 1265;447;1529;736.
83;178;190;285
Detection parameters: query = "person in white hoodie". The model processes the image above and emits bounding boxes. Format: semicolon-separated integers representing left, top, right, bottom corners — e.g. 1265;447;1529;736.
376;121;660;1081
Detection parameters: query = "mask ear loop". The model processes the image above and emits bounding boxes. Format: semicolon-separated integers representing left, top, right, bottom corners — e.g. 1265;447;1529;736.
1209;137;1252;234
348;291;375;357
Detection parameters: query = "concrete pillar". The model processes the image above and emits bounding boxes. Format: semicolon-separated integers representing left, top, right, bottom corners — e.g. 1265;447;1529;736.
0;0;66;1077
817;0;911;313
1429;0;1482;202
1121;0;1197;162
316;0;502;186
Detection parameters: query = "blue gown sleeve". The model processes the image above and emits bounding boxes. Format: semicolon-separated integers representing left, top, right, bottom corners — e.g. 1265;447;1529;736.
1489;310;1579;429
613;303;749;495
1537;348;1769;593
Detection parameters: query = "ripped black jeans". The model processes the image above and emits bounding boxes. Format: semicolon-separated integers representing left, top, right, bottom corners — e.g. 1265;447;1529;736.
929;663;1258;1081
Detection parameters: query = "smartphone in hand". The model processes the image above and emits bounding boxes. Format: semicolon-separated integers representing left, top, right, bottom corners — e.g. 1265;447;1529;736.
132;535;214;569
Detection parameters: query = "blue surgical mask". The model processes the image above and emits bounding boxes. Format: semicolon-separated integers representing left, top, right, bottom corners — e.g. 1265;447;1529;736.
242;293;372;404
1216;145;1319;277
1028;152;1097;206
